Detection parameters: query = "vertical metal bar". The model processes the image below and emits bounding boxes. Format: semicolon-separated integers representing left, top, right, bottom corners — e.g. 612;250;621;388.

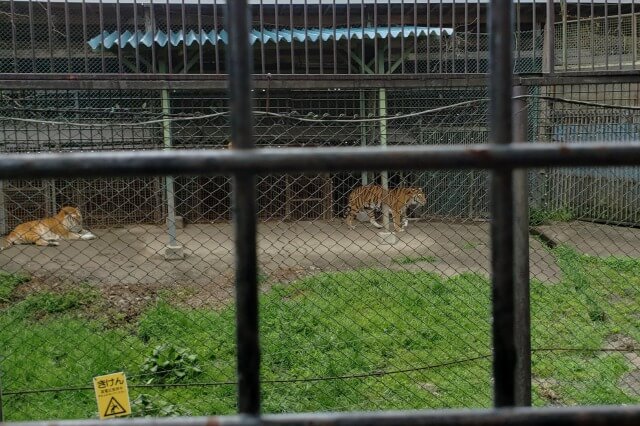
604;0;609;69
181;0;187;73
512;85;531;408
414;0;418;73
0;179;6;238
476;1;480;73
166;0;173;73
561;0;567;71
451;0;456;73
319;0;324;74
82;0;88;72
360;91;368;185
401;0;405;74
116;0;123;73
618;0;622;69
9;0;17;73
633;0;637;69
464;0;468;74
387;0;392;72
28;0;35;72
150;0;157;73
159;65;181;257
488;0;515;408
290;0;295;74
516;0;521;72
591;0;595;70
197;0;203;74
361;1;365;74
213;0;220;74
347;0;352;74
577;0;581;70
333;0;337;74
260;0;265;74
275;0;281;74
533;0;537;72
134;0;140;72
227;0;260;415
64;0;71;73
544;0;554;73
374;1;378;73
46;0;54;72
99;0;105;72
439;0;443;73
304;0;309;74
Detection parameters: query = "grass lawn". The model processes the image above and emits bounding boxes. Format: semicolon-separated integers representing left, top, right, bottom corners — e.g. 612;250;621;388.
0;245;639;420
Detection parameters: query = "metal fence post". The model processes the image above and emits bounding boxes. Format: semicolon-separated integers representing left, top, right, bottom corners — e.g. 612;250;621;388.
0;179;6;235
513;85;532;407
488;0;516;408
227;0;260;416
544;0;556;73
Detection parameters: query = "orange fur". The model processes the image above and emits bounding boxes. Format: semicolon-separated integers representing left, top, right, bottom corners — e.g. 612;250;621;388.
345;185;427;232
1;206;96;250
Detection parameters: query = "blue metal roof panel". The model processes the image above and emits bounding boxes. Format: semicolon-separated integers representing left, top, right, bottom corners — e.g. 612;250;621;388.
88;26;452;49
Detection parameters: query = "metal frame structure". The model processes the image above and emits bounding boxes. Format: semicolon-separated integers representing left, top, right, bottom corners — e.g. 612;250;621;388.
3;0;640;425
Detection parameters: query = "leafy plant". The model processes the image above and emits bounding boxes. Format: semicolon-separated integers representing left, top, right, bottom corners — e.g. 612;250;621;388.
131;394;189;417
139;344;202;384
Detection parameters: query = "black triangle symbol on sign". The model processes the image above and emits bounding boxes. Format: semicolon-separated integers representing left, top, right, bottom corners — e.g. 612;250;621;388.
104;396;127;417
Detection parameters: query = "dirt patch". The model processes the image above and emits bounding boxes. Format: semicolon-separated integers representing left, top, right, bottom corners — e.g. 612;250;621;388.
533;378;564;405
620;370;640;397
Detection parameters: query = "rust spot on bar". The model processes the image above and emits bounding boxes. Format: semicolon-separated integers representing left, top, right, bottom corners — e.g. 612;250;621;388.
205;416;221;426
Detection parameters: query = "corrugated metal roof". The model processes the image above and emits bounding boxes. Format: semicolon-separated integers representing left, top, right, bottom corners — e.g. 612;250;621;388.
88;26;452;50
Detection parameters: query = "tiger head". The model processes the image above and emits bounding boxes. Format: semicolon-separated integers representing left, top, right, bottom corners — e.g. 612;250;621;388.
57;206;84;232
407;188;427;206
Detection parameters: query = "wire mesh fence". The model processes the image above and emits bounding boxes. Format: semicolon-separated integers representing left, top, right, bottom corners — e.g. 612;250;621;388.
1;81;640;420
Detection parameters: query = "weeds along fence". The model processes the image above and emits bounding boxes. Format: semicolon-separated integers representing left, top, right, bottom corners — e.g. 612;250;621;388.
1;75;640;420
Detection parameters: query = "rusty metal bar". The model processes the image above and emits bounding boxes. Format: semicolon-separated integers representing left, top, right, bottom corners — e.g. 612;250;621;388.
227;0;260;415
3;405;640;426
4;143;640;180
545;0;555;73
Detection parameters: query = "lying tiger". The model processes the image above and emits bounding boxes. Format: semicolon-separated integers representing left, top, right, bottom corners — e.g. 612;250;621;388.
1;206;96;250
345;185;427;232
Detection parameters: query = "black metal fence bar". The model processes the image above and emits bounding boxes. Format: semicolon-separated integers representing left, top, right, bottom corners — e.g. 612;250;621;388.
3;143;640;180
227;0;260;416
5;405;640;426
488;0;515;408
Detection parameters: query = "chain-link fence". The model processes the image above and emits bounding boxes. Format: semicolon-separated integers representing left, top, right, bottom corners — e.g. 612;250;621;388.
1;79;639;420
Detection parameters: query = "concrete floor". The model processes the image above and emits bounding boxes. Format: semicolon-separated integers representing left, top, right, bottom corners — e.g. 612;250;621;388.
0;220;563;287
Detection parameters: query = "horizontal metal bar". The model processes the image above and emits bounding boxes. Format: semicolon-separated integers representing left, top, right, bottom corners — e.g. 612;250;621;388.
2;72;640;90
2;143;640;180
4;405;640;426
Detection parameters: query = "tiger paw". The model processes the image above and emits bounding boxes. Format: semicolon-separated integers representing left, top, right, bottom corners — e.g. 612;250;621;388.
81;232;97;240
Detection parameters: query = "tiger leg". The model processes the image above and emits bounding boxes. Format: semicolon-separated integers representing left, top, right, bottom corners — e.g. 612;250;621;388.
392;210;404;232
366;208;383;228
345;208;358;229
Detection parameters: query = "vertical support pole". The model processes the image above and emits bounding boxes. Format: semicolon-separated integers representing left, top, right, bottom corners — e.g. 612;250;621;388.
360;90;368;186
513;85;532;407
376;49;395;245
544;0;555;73
561;0;567;71
160;62;184;261
489;0;515;408
227;0;260;416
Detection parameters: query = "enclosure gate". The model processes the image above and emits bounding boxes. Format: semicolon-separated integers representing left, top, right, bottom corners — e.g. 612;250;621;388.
2;0;640;425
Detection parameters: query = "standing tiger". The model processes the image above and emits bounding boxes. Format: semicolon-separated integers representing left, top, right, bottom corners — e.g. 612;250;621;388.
1;206;96;250
344;185;427;232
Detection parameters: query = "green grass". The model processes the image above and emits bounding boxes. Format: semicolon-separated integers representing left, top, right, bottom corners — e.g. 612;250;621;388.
1;245;639;419
530;208;575;226
392;255;439;265
0;271;29;302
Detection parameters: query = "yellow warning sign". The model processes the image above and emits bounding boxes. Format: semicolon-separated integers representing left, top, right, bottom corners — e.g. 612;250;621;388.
93;372;131;419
